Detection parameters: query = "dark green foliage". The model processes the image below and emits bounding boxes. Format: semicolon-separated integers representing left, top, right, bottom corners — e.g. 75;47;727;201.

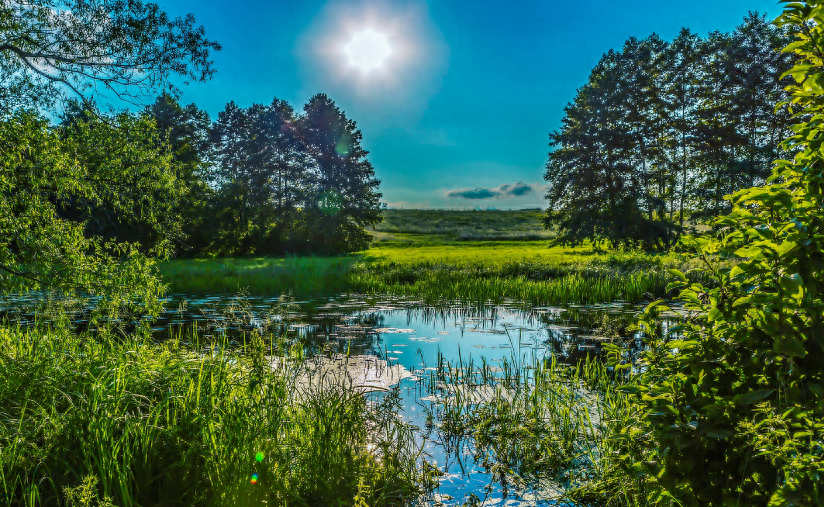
182;94;382;256
0;0;219;308
145;92;214;255
545;13;796;249
301;94;382;253
600;4;824;504
56;103;186;256
0;110;177;313
207;99;307;254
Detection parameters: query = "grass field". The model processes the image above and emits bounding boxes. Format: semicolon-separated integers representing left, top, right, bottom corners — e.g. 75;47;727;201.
370;208;551;242
159;210;688;304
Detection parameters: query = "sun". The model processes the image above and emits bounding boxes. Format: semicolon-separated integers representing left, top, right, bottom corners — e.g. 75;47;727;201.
344;29;391;71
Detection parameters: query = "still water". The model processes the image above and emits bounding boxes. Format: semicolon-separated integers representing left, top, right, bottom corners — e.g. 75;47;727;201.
159;294;642;506
2;293;652;506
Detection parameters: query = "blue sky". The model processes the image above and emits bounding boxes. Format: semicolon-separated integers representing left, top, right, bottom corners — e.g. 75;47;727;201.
159;0;784;209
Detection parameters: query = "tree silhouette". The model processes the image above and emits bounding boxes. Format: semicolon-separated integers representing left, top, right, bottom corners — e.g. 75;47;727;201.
544;13;795;248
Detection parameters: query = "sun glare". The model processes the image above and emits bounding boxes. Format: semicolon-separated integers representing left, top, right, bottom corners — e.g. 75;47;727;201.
345;29;391;71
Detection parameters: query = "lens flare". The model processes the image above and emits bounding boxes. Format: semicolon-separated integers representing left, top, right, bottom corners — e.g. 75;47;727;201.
250;473;259;484
255;451;264;462
296;1;449;121
335;139;351;157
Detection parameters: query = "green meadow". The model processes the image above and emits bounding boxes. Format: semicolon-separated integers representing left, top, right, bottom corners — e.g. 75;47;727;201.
159;209;687;304
370;208;552;242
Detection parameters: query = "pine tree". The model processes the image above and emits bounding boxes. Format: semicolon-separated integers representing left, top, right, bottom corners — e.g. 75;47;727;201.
544;13;798;248
300;94;382;253
145;93;212;254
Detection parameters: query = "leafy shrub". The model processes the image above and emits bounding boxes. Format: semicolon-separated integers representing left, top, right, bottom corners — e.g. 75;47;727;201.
605;3;824;505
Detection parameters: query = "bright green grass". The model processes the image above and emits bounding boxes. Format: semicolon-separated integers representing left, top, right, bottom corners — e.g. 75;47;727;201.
159;256;359;296
354;243;680;304
159;241;687;304
361;240;593;263
0;323;426;506
159;210;689;304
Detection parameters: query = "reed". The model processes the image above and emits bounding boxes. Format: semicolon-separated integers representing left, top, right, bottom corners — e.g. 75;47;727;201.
421;343;653;505
159;247;688;305
0;323;427;506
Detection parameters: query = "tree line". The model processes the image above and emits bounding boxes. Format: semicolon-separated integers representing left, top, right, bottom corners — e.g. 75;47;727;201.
140;92;382;256
544;13;796;248
56;92;382;258
1;0;381;307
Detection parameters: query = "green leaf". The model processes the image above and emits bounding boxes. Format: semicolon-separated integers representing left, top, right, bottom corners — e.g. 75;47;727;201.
774;336;807;358
735;389;772;405
706;429;734;439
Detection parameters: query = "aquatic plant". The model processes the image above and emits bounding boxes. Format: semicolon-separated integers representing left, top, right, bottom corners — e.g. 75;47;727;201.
0;323;428;506
421;348;650;505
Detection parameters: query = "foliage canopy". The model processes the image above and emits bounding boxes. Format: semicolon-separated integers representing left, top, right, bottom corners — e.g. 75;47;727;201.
0;0;220;110
0;0;220;309
0;110;179;312
603;3;824;505
544;14;795;249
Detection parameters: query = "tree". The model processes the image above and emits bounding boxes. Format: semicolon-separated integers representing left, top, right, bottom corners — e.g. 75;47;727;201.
728;13;795;190
208;99;308;254
611;3;824;504
208;100;260;254
544;38;679;249
0;1;218;309
544;14;797;248
0;0;220;111
203;94;382;255
300;94;382;253
145;92;213;254
0;111;177;313
689;30;742;220
663;28;701;229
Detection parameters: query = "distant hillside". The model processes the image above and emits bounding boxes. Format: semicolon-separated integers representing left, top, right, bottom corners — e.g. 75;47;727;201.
370;209;552;242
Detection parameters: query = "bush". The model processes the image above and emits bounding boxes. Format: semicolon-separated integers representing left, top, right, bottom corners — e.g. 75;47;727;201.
603;4;824;505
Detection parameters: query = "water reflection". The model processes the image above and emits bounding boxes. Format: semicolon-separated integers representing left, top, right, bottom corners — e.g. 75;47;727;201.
1;293;669;505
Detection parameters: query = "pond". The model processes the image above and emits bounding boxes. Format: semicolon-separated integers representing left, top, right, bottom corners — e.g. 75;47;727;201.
1;293;665;505
164;294;651;506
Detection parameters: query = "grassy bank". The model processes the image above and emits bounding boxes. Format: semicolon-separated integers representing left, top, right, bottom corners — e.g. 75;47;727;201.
158;256;359;296
0;324;426;506
160;240;687;304
158;210;695;304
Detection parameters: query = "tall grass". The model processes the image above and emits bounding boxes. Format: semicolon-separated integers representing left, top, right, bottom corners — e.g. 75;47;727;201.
351;265;670;305
0;323;427;506
159;249;685;305
421;343;652;505
159;256;358;296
